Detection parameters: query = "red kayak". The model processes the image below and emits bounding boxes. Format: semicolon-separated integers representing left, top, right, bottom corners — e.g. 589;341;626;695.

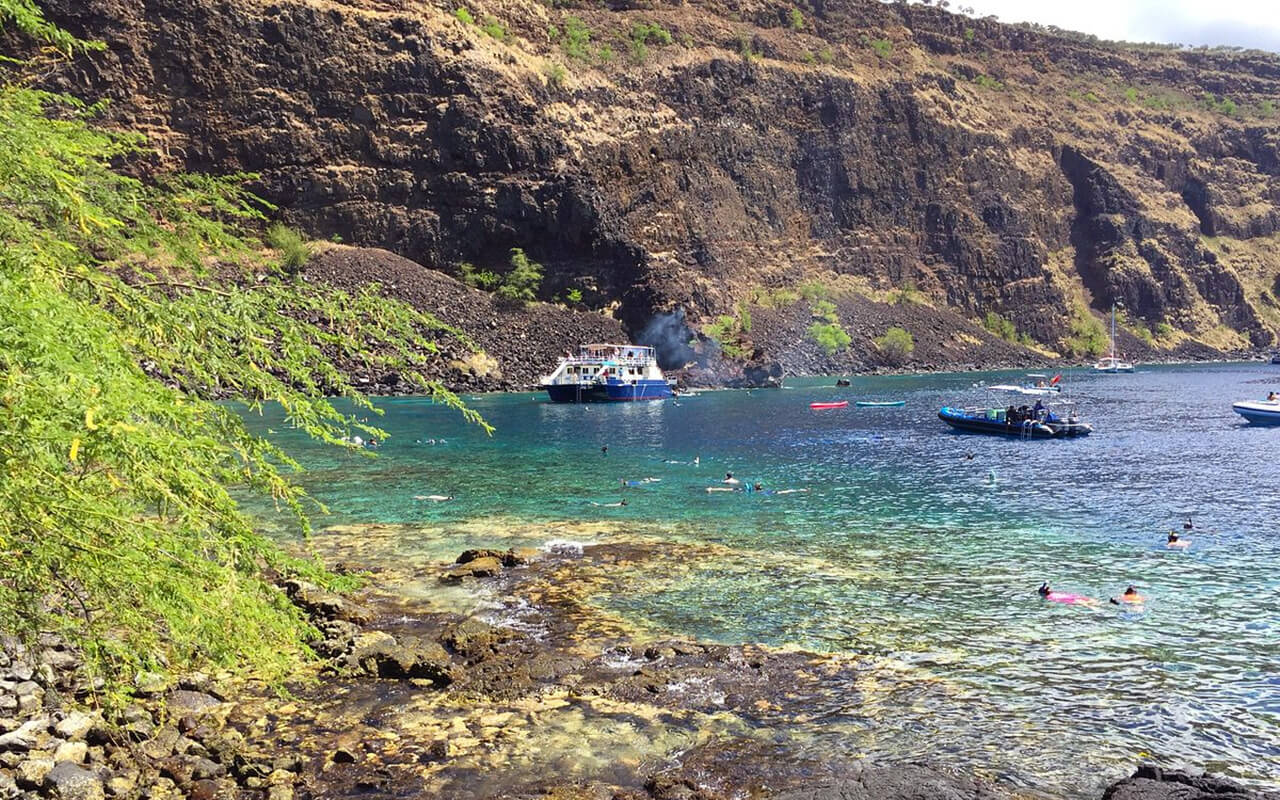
809;401;849;409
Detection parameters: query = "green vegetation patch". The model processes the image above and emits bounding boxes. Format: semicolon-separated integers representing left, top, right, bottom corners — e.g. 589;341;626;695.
0;3;485;699
874;326;915;365
479;14;507;40
560;15;591;60
264;223;312;276
1064;305;1108;357
495;247;544;305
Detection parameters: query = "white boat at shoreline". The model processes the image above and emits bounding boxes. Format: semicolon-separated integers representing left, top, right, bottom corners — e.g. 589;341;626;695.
1094;304;1135;373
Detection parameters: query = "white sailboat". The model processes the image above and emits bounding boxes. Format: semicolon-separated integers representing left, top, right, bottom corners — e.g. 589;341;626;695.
1093;303;1135;373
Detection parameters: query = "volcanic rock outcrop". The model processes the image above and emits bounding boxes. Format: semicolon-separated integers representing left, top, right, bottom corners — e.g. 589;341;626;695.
35;0;1280;378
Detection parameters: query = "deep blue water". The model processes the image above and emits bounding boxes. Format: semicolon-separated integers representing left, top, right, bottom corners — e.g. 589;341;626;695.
243;363;1280;795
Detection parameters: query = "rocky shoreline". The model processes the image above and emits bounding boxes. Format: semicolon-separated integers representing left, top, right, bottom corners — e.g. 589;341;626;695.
299;246;1271;396
5;534;1276;800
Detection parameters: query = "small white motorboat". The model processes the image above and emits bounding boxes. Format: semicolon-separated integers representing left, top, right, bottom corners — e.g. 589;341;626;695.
1232;399;1280;425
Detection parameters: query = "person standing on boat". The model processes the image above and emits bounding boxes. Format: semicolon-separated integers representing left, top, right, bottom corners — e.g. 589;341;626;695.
1033;399;1045;419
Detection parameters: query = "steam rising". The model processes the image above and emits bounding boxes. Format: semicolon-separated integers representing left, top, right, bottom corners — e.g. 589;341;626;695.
637;310;696;370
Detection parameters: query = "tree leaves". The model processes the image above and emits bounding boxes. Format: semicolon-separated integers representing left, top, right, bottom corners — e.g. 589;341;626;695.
0;10;485;698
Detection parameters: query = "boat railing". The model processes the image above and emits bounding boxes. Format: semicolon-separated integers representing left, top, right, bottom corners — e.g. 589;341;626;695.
561;355;655;367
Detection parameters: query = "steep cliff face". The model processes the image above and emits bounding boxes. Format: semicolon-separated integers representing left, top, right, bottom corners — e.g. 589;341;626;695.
38;0;1280;370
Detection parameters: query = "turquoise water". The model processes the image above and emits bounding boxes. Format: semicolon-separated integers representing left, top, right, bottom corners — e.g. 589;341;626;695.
244;364;1280;795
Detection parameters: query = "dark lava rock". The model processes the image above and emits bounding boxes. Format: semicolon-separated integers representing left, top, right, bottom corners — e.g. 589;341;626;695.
439;556;503;584
344;632;458;685
283;579;371;624
43;761;104;800
1103;766;1280;800
331;747;358;764
168;690;222;716
440;618;514;659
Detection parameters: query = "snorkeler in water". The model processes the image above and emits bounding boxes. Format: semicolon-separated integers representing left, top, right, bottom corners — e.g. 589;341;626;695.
1037;582;1099;607
413;494;453;502
722;472;740;484
590;499;628;507
1167;530;1191;549
1109;585;1146;606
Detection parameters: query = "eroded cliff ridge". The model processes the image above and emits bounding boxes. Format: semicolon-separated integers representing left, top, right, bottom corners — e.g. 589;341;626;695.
38;0;1280;373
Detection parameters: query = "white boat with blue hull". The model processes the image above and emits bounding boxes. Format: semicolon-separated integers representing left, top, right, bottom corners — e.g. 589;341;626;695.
540;343;675;403
1233;399;1280;425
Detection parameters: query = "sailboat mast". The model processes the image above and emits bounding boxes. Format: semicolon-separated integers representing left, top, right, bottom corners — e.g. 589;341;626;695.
1111;303;1117;359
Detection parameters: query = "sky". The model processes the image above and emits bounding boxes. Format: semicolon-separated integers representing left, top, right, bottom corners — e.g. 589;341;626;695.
958;0;1280;53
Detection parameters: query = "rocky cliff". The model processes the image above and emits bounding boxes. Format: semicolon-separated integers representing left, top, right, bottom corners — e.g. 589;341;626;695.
34;0;1280;376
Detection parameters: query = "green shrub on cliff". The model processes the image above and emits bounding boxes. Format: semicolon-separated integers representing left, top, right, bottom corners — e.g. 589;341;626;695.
479;14;507;41
1064;307;1108;356
264;223;312;275
632;22;673;47
453;6;474;25
560;16;591;61
787;8;804;30
808;322;851;355
874;326;915;365
703;314;750;360
629;22;673;64
983;311;1017;341
870;38;892;57
0;5;485;697
495;248;544;304
460;261;500;290
544;62;568;87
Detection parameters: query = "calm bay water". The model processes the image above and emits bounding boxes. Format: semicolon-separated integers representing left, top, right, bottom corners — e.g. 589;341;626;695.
243;363;1280;795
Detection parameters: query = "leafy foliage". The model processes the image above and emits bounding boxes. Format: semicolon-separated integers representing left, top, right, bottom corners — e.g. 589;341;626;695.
479;14;507;40
874;326;915;365
1064;306;1108;357
806;297;850;354
973;74;1004;90
890;280;924;305
798;280;829;303
983;311;1017;341
453;6;474;24
629;22;673;63
787;8;804;30
808;322;851;355
494;248;543;305
459;261;500;290
869;38;892;57
631;22;673;47
0;7;484;696
560;16;591;60
733;31;759;60
264;223;312;275
747;286;799;308
544;62;567;87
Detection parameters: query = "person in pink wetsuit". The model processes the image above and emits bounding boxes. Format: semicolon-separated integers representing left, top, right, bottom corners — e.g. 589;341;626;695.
1037;582;1099;607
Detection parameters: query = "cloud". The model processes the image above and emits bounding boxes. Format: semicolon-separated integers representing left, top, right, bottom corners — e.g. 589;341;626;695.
961;0;1280;52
